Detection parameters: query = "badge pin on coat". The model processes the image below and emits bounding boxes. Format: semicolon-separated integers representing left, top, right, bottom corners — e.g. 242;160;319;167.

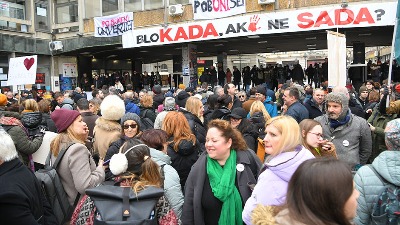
236;163;244;172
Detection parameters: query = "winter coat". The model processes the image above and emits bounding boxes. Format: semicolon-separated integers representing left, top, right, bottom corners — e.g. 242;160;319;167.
304;98;324;119
153;93;165;109
154;111;169;129
125;100;140;115
40;113;57;133
167;139;199;189
237;119;259;152
367;109;397;163
354;151;400;225
21;112;45;138
210;107;231;120
139;106;157;123
0;117;43;166
251;205;305;225
285;101;309;123
93;117;122;159
242;97;257;113
51;142;105;206
182;150;262;225
242;146;315;225
314;113;372;167
150;148;184;218
249;112;266;137
263;97;278;118
181;109;206;151
0;159;57;225
104;136;130;180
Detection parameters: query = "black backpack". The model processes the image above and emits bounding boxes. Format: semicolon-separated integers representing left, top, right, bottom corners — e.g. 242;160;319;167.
140;109;154;130
35;143;80;225
86;185;164;225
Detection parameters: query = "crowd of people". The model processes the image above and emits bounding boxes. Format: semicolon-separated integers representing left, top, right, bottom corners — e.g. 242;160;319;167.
1;59;400;225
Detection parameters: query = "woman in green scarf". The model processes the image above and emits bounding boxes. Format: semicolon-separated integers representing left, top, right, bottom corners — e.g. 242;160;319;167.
182;119;262;225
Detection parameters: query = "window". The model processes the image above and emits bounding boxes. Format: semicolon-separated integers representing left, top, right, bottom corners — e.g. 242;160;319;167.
84;0;101;18
0;1;26;31
56;0;78;24
35;0;49;31
124;0;141;12
144;0;163;10
102;0;118;16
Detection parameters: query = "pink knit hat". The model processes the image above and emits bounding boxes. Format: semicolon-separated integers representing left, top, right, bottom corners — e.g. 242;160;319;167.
51;109;80;133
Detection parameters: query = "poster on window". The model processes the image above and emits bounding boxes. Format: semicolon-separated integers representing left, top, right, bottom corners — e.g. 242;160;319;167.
35;73;45;84
62;63;78;77
94;12;133;37
7;55;37;85
193;0;246;20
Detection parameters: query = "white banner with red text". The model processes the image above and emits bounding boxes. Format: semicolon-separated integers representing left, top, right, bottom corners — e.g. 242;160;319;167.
94;12;133;37
123;2;396;48
192;0;246;20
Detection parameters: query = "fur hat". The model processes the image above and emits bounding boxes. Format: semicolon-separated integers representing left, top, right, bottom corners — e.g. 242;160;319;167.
164;97;176;111
120;113;141;126
51;109;80;133
385;119;400;150
325;92;349;120
359;86;368;95
0;94;7;106
100;95;125;121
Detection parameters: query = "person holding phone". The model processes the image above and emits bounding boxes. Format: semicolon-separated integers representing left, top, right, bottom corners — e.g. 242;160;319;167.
299;119;337;158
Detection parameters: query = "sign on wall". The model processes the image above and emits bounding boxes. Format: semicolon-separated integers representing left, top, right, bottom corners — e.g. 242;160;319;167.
123;2;396;48
193;0;246;20
7;55;37;85
94;12;133;37
62;63;78;77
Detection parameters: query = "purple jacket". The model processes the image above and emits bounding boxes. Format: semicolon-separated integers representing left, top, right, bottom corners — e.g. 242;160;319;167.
242;146;315;225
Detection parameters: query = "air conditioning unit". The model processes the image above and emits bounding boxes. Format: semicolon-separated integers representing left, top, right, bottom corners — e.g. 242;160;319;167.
169;4;183;16
258;0;275;4
49;41;63;51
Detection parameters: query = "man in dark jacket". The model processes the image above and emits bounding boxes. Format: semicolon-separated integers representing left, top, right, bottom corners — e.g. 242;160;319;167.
304;88;325;119
0;129;56;225
152;85;165;109
283;87;309;123
77;98;98;139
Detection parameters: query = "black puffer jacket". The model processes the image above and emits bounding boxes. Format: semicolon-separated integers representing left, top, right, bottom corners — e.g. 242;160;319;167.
180;109;206;152
237;119;259;152
167;139;199;190
249;112;266;138
21;112;45;138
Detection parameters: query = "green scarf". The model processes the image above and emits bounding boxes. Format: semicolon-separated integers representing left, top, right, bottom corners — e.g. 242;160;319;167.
207;149;243;225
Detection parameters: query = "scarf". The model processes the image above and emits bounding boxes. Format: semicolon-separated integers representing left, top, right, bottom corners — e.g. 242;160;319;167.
329;110;351;129
207;150;243;225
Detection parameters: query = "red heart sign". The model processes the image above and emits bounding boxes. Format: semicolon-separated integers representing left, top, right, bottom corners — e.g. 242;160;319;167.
24;57;35;70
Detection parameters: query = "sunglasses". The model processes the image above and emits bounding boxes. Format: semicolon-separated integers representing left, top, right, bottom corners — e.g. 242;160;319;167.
238;95;245;98
123;124;137;129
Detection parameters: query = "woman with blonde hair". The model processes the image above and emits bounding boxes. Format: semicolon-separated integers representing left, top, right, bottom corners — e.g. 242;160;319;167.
182;119;262;225
248;100;271;136
50;109;105;206
162;111;199;189
299;119;337;158
243;116;315;225
183;96;206;150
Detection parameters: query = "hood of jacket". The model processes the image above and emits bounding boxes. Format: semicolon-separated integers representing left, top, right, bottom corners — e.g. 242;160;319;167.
95;117;122;132
264;96;273;103
149;148;171;165
266;146;315;182
21;112;43;128
372;151;400;186
169;139;196;156
211;107;231;120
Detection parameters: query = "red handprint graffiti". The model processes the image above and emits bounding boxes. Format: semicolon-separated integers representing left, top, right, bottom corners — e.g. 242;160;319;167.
248;15;261;32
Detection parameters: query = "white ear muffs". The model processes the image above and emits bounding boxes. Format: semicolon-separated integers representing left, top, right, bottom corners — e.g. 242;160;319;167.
109;144;147;176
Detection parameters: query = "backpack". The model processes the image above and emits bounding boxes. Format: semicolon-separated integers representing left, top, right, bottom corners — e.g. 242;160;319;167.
86;185;164;225
368;165;400;225
140;109;155;130
35;143;80;225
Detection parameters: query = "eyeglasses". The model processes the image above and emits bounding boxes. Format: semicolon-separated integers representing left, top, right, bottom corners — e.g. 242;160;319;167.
308;132;323;138
123;124;137;129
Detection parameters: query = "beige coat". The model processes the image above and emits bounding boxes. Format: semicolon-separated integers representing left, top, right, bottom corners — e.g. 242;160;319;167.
93;117;122;159
52;143;105;205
